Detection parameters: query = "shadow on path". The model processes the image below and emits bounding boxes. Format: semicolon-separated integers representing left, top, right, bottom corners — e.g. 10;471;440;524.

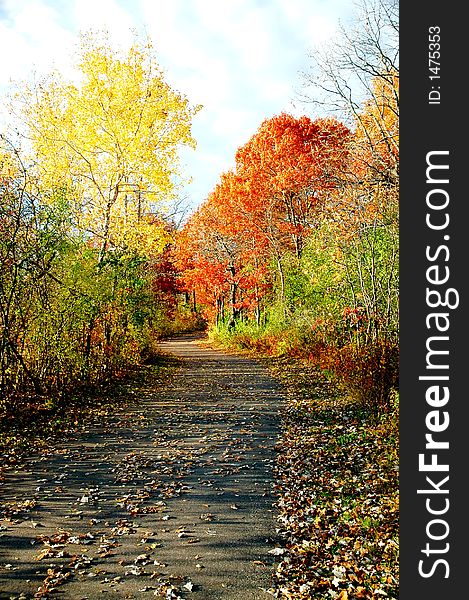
0;333;283;599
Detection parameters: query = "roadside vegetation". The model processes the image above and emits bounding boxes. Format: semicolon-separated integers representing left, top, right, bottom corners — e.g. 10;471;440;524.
1;1;399;598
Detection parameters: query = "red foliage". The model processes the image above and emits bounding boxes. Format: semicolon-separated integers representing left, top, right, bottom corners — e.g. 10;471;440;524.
318;340;399;410
149;246;181;313
174;113;350;322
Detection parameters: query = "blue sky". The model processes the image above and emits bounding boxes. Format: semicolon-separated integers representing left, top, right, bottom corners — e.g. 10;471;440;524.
0;0;355;216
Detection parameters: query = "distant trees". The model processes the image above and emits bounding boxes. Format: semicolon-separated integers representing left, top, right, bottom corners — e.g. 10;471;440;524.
175;113;350;324
176;0;399;410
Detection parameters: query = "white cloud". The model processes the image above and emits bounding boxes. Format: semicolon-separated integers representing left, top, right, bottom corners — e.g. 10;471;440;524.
275;0;346;46
191;0;273;72
211;106;257;142
0;0;75;85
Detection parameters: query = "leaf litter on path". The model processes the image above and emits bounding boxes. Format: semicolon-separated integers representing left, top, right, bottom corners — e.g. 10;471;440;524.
267;356;398;600
0;334;282;599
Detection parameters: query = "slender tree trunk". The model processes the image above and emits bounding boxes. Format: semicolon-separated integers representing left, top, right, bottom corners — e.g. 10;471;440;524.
227;263;238;329
276;256;286;316
7;339;43;395
216;297;222;326
98;186;119;264
255;286;261;327
192;289;197;313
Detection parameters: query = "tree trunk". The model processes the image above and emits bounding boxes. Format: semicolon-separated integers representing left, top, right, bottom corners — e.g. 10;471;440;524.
227;263;238;329
276;256;286;315
255;286;261;327
7;339;43;395
192;289;197;313
98;186;119;264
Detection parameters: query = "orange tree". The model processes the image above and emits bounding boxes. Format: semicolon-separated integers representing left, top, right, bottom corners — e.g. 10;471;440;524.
175;170;272;326
234;113;350;306
176;113;351;325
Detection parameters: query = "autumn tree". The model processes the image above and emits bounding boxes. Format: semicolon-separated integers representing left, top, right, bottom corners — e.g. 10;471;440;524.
7;31;200;369
352;71;399;184
320;75;399;345
176;170;272;327
234;113;349;305
300;0;398;184
176;220;230;325
0;33;202;410
175;114;350;326
296;0;399;335
176;184;243;327
14;31;200;261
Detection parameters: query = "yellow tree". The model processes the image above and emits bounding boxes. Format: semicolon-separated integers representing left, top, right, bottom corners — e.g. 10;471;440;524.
16;31;200;260
321;69;399;345
353;69;399;185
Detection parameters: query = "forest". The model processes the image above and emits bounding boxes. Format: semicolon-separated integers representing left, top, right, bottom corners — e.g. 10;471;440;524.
0;10;398;419
1;1;399;598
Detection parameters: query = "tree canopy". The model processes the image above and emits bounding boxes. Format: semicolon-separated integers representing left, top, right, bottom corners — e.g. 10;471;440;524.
16;32;200;260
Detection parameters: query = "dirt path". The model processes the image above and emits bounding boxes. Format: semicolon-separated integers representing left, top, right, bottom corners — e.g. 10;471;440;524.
0;333;283;599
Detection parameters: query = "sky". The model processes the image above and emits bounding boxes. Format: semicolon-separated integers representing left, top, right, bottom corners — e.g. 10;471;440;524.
0;0;355;217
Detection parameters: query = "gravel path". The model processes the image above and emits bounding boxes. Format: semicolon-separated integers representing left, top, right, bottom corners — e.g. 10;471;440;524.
0;333;283;599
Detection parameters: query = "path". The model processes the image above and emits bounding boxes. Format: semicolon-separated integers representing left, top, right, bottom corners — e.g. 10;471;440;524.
0;333;283;599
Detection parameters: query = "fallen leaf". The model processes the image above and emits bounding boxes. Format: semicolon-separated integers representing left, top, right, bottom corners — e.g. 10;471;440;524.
35;548;52;561
268;547;285;556
135;553;150;563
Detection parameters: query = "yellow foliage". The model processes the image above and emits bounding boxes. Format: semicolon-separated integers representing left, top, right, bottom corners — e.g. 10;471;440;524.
354;69;399;180
18;31;200;259
0;143;20;182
